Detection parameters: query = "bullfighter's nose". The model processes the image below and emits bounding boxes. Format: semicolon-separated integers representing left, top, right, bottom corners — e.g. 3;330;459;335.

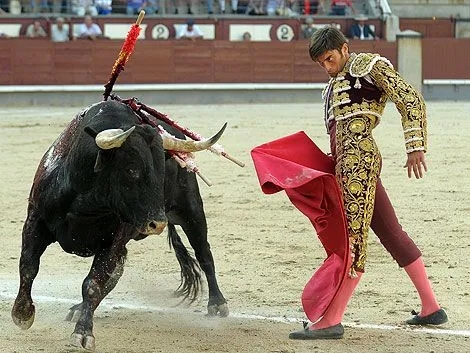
146;220;167;235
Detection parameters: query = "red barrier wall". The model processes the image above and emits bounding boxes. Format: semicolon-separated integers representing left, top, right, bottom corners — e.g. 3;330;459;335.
0;37;468;85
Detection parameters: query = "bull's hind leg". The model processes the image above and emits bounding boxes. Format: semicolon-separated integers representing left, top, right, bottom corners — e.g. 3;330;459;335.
70;225;132;351
179;216;228;317
12;209;53;329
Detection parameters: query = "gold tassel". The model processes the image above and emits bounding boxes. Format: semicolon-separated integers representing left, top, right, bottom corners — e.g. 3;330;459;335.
354;77;361;89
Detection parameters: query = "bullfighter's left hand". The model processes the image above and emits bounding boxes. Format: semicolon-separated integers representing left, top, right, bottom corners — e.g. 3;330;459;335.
404;151;427;179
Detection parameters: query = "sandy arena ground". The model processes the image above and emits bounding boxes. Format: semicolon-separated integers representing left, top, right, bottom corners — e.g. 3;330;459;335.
0;102;469;353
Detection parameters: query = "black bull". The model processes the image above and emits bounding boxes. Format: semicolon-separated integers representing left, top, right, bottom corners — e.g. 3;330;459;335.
11;100;228;351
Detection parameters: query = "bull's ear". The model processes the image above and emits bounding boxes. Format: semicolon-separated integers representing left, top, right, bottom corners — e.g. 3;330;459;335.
94;150;105;173
84;126;98;138
137;124;160;146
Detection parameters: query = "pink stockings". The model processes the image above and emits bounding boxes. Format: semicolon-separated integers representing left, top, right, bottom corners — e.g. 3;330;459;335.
404;257;440;316
311;272;363;330
310;256;440;330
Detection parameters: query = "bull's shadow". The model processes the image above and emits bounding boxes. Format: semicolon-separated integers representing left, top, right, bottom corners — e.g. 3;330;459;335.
11;100;229;351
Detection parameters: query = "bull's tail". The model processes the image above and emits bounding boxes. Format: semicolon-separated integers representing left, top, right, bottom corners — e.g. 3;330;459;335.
167;223;202;303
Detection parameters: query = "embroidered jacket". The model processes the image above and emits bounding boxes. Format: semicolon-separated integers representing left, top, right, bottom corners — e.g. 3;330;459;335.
323;52;427;154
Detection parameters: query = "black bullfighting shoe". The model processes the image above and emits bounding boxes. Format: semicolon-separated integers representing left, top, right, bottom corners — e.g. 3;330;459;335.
406;309;448;325
288;323;344;340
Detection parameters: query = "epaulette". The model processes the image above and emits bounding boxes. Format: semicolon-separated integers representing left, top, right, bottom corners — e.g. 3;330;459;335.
349;53;394;78
349;53;394;89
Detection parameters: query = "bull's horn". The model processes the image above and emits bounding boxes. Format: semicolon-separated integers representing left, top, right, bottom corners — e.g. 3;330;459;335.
95;126;136;150
161;123;227;152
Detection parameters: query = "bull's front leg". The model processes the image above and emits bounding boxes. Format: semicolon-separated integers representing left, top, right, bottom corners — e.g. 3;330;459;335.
70;224;133;351
12;208;52;330
65;252;126;323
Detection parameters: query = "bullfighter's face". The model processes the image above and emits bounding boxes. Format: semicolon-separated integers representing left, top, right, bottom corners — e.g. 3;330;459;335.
315;43;350;78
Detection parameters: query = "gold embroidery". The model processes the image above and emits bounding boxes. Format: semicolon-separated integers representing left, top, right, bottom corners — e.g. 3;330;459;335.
350;53;378;77
331;82;351;114
335;116;381;273
336;91;349;102
334;79;351;91
369;60;427;153
334;101;384;125
324;52;428;273
349;119;365;133
358;139;373;152
350;53;393;78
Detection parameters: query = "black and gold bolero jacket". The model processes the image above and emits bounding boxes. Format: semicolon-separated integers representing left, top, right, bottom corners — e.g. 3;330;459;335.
323;52;427;154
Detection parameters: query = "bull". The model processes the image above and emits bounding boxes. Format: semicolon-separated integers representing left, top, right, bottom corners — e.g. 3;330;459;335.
11;100;229;351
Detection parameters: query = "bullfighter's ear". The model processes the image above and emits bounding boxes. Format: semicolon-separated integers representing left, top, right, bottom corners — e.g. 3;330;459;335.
94;150;105;173
84;126;98;138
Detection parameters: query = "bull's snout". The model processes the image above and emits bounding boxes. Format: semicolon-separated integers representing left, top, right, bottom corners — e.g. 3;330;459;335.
144;220;167;235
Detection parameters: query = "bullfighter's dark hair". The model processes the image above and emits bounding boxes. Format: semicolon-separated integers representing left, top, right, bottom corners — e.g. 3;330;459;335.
308;26;348;61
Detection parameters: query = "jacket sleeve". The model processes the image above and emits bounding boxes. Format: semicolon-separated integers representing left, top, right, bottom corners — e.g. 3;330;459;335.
368;59;427;153
349;25;357;38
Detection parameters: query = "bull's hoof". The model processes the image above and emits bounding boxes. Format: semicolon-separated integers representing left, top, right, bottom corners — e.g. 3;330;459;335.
71;332;96;351
11;302;35;330
207;303;229;317
65;303;83;322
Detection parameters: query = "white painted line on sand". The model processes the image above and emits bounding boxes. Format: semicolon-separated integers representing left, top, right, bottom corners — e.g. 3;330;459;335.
1;292;469;337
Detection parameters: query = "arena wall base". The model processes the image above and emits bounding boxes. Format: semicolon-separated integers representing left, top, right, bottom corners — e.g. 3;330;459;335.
0;84;324;107
0;82;468;106
423;80;470;101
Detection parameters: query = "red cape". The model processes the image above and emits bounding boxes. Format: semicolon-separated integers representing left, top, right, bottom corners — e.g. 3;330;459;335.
250;131;350;323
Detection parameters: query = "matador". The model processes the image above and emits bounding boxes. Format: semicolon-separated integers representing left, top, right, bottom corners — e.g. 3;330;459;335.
270;27;448;340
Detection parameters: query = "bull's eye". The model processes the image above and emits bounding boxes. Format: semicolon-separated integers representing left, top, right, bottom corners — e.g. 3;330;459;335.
128;169;140;180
